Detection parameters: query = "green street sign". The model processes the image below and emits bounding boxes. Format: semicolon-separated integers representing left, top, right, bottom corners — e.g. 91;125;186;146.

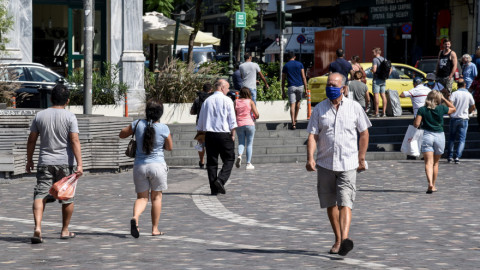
235;12;246;28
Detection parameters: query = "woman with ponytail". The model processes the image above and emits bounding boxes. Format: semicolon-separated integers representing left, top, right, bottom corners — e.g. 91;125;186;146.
119;99;173;238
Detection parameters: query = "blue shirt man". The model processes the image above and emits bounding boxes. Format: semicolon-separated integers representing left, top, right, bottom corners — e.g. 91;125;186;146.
329;48;353;80
282;52;308;129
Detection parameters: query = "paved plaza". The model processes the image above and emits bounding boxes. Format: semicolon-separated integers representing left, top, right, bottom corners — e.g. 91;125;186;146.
0;160;479;269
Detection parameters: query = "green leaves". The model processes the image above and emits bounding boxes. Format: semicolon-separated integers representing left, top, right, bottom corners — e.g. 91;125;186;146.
223;0;258;32
145;59;224;103
67;62;128;106
0;0;14;51
144;0;175;17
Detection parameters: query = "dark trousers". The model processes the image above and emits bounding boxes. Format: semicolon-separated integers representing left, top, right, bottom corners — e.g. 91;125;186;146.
205;132;235;193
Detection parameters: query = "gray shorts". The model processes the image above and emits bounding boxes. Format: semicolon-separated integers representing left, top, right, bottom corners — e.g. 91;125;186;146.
34;165;75;204
288;86;304;103
316;166;357;209
133;163;169;193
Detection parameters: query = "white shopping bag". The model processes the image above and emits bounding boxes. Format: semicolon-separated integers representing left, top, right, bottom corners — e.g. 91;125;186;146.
400;125;424;157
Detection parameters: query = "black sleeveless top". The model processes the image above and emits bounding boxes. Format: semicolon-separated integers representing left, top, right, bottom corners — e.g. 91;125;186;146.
437;50;453;77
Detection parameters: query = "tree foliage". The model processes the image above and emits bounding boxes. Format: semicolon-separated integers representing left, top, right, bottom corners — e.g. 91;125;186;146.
144;0;175;16
223;0;258;33
0;0;14;51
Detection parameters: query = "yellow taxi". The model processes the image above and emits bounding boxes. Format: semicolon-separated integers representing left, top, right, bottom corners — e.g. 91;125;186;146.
308;63;439;109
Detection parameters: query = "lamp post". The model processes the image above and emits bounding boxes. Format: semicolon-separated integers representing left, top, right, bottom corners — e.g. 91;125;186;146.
256;0;269;63
228;0;234;86
172;10;186;59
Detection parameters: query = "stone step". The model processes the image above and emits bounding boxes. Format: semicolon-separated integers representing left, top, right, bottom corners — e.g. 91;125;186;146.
165;144;306;157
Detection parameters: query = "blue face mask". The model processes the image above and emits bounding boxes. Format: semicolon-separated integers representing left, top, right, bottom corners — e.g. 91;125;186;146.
427;81;435;86
326;86;343;100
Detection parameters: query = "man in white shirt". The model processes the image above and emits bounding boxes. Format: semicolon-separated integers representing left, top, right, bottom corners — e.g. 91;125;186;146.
197;79;237;195
447;79;475;163
239;53;269;102
306;73;371;256
400;77;432;117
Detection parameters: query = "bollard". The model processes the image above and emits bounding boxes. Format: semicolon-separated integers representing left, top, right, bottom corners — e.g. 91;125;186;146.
12;96;16;109
306;89;311;120
124;93;128;117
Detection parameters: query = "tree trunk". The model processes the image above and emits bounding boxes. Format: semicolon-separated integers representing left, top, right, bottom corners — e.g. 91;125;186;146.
187;0;203;65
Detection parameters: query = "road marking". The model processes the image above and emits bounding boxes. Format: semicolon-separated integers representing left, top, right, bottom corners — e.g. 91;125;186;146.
192;183;329;235
0;216;400;269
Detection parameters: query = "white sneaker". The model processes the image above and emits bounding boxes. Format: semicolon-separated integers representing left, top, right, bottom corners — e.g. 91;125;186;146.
235;156;242;168
246;163;255;170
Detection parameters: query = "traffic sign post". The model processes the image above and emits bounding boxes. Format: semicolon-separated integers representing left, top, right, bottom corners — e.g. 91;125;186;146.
235;12;246;28
297;34;306;62
401;23;412;64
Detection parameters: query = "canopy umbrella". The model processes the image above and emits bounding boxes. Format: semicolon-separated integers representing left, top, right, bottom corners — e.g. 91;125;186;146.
143;12;220;46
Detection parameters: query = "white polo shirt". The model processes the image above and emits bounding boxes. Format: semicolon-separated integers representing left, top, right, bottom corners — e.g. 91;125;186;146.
450;88;475;119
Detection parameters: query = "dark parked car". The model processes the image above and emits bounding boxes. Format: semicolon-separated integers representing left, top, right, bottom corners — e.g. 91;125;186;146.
2;63;70;108
415;56;462;81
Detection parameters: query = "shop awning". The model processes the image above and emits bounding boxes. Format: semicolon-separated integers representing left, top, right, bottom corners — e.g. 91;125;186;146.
143;12;221;46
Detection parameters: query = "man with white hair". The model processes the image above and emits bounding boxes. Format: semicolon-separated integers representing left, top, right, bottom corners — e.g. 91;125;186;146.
306;72;371;256
197;79;237;195
461;54;477;89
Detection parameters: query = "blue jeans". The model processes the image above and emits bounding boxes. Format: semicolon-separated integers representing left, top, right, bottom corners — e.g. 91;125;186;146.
236;125;255;163
448;118;469;159
248;88;257;103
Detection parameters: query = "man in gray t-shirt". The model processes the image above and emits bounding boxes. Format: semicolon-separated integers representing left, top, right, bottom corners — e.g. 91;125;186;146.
239;53;269;102
26;84;83;244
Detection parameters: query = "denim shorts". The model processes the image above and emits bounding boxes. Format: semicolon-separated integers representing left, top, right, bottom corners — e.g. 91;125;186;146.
372;78;386;94
421;130;445;155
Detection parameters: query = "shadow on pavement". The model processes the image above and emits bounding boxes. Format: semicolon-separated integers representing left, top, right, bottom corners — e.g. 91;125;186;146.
208;248;344;261
358;189;420;193
0;236;31;244
76;232;129;239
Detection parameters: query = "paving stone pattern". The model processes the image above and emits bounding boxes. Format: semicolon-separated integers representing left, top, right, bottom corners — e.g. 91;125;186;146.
0;160;479;269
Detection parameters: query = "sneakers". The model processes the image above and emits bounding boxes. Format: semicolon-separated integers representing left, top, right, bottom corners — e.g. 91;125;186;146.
246;163;255;170
454;158;460;164
447;158;452;163
235;155;242;168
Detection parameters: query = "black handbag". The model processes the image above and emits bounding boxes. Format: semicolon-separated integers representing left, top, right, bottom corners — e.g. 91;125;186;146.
125;120;140;158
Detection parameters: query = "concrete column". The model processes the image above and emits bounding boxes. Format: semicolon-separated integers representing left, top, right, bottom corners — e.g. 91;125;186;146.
0;0;32;62
110;0;145;116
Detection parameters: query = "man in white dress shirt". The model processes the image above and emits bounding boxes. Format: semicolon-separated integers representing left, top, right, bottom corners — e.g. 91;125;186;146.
197;79;237;195
306;73;371;256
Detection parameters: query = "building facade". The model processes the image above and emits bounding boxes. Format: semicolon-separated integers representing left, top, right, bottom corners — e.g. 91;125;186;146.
2;0;145;115
286;0;480;65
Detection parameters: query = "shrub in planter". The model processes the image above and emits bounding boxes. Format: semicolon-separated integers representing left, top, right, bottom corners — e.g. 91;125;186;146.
67;62;128;105
145;58;223;103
